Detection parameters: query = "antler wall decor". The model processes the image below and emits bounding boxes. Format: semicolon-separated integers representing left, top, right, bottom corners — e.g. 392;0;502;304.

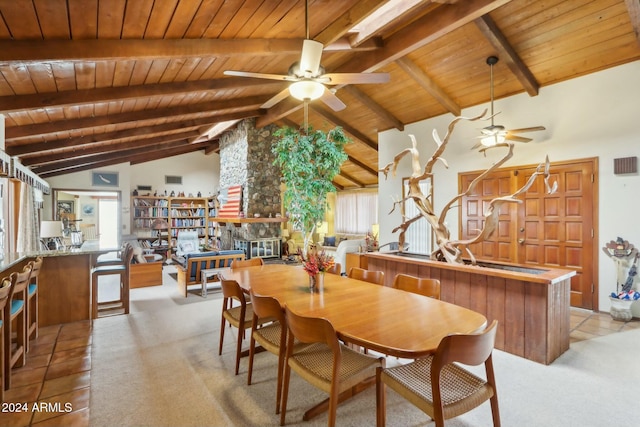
380;112;557;265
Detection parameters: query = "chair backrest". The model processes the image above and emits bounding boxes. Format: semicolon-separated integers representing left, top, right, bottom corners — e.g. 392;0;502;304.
249;290;284;325
176;231;200;256
348;267;385;285
231;257;264;269
392;274;441;299
29;256;44;283
284;305;340;353
326;263;341;275
0;277;12;313
9;265;32;301
434;320;498;369
221;279;247;306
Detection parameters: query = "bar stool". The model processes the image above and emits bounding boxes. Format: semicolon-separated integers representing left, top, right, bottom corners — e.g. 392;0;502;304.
3;264;31;390
0;276;12;402
26;257;43;352
91;243;134;319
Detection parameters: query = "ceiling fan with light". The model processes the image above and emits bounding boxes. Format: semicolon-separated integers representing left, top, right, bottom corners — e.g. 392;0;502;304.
475;56;545;148
223;0;390;113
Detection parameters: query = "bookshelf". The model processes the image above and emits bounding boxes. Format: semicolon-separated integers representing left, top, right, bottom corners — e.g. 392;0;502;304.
131;196;218;249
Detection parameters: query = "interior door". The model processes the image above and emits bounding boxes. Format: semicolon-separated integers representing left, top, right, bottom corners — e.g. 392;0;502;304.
460;158;598;310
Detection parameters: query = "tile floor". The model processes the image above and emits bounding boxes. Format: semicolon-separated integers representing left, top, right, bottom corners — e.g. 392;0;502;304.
0;309;637;427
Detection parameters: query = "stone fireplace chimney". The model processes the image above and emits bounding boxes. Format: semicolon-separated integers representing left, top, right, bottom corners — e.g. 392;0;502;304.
218;118;282;248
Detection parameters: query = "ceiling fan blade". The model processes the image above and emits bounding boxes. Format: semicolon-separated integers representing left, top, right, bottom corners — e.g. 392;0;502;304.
320;72;390;85
261;88;291;109
508;126;546;134
223;70;297;82
505;134;532;143
299;39;324;76
319;87;346;111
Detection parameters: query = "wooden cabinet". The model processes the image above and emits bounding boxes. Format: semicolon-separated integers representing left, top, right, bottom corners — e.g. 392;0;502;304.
345;253;368;274
132;196;218;249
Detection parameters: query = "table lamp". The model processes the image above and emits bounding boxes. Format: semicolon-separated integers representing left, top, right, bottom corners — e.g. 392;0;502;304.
282;229;290;240
40;220;63;250
151;218;169;246
317;221;328;243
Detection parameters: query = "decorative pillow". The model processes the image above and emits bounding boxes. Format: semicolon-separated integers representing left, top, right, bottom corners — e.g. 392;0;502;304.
178;241;197;254
132;247;146;263
323;236;336;247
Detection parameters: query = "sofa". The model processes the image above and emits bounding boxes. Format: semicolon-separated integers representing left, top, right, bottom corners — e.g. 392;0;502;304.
317;234;367;275
174;250;245;297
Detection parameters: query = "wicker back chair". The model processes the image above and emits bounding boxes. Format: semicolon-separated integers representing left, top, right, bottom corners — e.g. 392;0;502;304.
380;320;500;427
219;279;255;375
392;274;441;299
325;263;341;275
230;257;264;268
280;306;385;427
348;267;385;285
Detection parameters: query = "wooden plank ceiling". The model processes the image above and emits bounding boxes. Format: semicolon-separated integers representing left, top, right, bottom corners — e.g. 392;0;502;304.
0;0;638;189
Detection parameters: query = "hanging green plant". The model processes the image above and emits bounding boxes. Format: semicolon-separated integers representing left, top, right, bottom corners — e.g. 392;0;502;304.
272;125;350;252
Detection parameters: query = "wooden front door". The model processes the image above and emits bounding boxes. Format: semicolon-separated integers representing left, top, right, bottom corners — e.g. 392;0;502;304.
460;158;598;310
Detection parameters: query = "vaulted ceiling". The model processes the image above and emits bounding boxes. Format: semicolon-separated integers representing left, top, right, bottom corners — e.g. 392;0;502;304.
1;0;639;189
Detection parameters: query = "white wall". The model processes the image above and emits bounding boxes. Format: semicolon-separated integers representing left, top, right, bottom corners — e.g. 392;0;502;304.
45;151;220;235
378;60;640;316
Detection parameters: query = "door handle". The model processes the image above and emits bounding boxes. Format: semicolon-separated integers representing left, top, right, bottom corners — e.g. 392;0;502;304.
518;238;525;244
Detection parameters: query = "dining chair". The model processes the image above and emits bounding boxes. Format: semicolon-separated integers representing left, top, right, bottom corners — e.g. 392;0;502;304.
3;264;32;390
91;243;134;318
280;305;385;427
219;279;258;375
392;273;441;299
348;267;385;285
0;276;12;402
247;290;290;414
230;257;264;268
26;256;43;351
325;263;341;275
379;320;500;427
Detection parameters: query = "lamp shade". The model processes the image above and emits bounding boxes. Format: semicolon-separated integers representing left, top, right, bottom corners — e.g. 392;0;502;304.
40;221;63;238
371;223;379;237
151;218;169;230
282;229;290;238
289;80;324;101
317;221;328;235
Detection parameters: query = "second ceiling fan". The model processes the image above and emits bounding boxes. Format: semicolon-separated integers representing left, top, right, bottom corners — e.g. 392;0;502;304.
475;56;545;148
223;0;390;112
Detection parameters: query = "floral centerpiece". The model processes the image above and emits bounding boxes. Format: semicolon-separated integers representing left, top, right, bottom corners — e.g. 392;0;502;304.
298;248;335;290
365;231;378;252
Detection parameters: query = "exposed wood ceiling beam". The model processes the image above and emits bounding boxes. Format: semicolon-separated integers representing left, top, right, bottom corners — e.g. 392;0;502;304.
625;0;640;47
346;155;379;177
335;0;511;73
338;170;366;188
33;140;210;177
7;111;259;156
20;130;201;166
313;0;392;46
395;57;461;116
340;85;404;131
0;38;380;64
203;141;221;155
6;96;268;140
474;15;539;96
310;104;378;151
0;78;283;113
255;99;303;128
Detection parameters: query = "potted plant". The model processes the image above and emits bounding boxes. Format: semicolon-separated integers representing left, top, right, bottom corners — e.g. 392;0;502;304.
272;125;349;253
603;237;640;321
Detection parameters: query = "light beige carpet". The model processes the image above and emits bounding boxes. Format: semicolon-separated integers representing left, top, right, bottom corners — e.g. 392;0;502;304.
90;265;640;427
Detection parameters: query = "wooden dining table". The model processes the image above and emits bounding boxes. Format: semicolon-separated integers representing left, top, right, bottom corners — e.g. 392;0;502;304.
220;263;487;359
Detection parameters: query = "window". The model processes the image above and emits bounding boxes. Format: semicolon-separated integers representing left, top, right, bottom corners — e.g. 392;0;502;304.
335;192;378;234
402;178;432;255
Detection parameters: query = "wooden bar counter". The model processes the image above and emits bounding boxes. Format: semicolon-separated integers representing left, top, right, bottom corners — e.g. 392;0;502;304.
366;251;576;365
0;241;118;327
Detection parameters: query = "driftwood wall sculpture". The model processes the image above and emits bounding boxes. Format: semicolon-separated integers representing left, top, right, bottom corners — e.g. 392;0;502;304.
380;112;557;265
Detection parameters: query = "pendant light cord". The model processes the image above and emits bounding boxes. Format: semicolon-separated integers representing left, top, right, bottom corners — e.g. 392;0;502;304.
305;0;309;39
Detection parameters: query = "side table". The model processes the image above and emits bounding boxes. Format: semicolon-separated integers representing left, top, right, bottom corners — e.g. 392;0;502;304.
200;268;225;298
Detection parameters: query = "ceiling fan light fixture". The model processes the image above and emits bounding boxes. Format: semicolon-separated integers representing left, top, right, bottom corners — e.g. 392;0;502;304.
289;80;324;101
299;39;324;76
481;133;505;147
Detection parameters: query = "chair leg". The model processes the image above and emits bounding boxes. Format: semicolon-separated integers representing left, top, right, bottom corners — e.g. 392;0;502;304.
280;361;292;426
247;334;256;385
91;273;98;319
234;326;243;375
15;310;26;368
0;322;3;403
276;349;285;414
218;315;227;356
376;367;386;427
3;313;9;391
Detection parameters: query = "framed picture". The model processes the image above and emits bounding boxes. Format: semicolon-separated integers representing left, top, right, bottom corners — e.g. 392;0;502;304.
56;200;74;220
82;203;96;216
92;171;119;187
